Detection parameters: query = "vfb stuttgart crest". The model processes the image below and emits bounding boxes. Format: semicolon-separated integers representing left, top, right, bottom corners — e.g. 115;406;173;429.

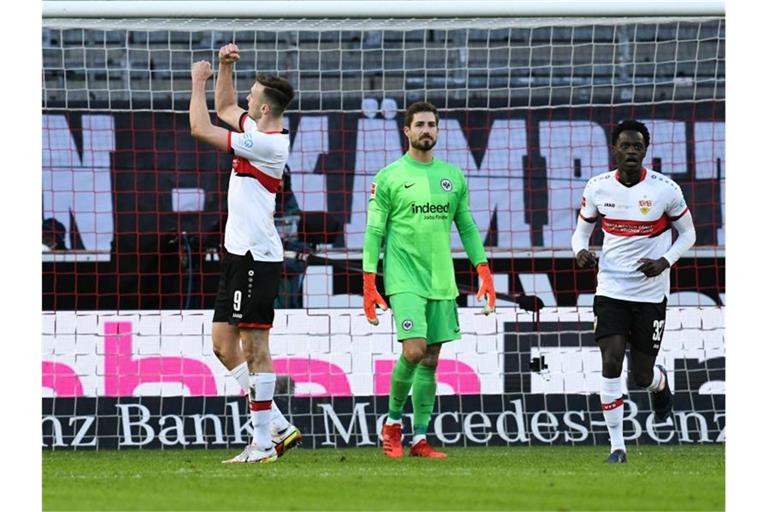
638;198;652;215
440;179;453;191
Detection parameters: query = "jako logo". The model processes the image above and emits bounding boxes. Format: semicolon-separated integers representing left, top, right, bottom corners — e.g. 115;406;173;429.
411;202;449;214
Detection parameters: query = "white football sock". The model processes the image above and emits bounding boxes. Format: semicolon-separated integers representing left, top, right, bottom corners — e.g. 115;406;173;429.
233;362;289;433
230;361;250;392
646;365;665;392
249;373;276;451
601;376;626;453
271;402;291;433
385;417;402;426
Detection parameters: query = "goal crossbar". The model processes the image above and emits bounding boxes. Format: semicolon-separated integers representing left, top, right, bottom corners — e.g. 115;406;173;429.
43;0;725;19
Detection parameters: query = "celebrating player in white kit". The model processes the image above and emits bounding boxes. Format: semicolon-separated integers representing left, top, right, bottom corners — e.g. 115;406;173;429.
571;120;696;464
189;44;301;463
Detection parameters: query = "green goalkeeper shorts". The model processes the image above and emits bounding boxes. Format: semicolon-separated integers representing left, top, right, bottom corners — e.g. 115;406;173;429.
389;292;461;344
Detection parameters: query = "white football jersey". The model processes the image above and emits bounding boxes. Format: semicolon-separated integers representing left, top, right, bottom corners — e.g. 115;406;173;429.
224;114;290;261
578;167;689;302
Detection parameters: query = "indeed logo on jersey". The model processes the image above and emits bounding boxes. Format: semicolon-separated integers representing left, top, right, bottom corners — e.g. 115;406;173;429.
411;202;450;214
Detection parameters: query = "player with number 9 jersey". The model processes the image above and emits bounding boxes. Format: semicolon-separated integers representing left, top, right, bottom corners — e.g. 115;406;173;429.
189;43;301;464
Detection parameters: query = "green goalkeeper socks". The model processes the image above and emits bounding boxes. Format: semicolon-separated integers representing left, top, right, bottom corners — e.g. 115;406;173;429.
388;355;418;420
387;356;438;434
411;363;437;436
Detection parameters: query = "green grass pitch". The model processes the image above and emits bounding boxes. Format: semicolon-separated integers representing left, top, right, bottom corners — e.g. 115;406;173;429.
43;445;724;511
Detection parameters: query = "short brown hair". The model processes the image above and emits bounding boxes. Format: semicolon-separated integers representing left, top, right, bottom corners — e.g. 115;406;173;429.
404;101;439;128
255;74;295;116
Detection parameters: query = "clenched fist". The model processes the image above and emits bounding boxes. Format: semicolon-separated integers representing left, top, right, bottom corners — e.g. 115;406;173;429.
636;257;670;278
191;60;213;82
219;43;240;64
575;249;597;268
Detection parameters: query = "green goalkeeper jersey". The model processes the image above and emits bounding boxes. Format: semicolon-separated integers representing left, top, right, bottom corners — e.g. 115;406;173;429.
363;153;488;299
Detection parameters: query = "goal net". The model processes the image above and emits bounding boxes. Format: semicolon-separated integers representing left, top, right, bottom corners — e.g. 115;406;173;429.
42;9;725;449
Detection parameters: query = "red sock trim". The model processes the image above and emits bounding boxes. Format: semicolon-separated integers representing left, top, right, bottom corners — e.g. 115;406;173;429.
601;398;624;411
249;400;272;411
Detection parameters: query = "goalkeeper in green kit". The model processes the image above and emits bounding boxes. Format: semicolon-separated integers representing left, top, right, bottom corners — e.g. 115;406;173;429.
363;101;496;458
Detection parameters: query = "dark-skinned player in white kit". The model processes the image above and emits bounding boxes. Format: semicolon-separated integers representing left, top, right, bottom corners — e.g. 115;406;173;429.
572;119;696;464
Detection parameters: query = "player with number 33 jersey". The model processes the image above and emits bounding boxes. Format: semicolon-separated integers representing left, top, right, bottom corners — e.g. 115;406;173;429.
571;120;696;464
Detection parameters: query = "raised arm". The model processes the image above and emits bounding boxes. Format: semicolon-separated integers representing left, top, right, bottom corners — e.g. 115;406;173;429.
215;44;247;131
189;60;230;152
